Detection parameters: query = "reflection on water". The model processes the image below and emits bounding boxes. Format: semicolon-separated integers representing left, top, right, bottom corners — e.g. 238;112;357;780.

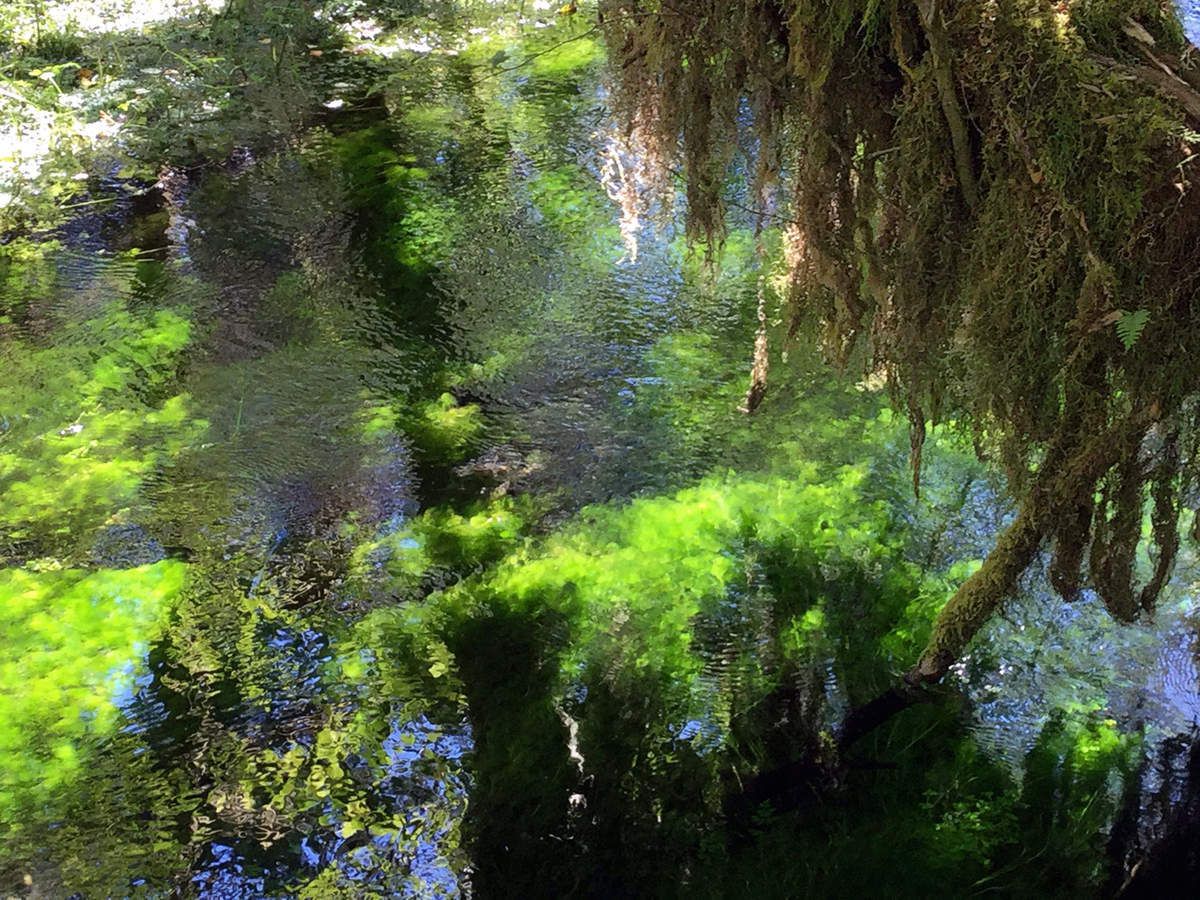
1183;2;1200;43
2;3;1200;897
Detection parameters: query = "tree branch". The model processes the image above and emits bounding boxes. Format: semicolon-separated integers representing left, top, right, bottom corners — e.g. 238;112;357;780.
916;0;979;208
1092;54;1200;123
838;407;1160;750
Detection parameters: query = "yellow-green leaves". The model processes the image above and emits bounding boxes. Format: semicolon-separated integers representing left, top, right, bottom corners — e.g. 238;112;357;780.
0;561;187;823
0;304;202;547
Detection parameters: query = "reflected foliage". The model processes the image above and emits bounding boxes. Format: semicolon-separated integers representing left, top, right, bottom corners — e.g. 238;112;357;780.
0;2;1178;898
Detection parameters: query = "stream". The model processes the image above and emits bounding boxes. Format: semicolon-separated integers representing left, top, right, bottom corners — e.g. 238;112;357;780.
3;3;1200;897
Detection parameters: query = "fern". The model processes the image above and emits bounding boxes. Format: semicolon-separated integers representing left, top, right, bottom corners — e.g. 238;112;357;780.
1115;309;1150;350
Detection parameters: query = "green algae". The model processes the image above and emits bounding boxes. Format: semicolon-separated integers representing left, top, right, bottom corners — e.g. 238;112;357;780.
0;301;202;551
0;560;188;822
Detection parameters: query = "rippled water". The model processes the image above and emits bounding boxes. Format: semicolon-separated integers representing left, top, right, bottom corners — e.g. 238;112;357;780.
0;9;766;894
3;4;1200;897
1183;1;1200;42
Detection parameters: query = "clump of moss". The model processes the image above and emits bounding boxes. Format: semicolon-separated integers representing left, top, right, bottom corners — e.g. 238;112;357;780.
400;392;484;461
0;302;202;555
349;494;536;595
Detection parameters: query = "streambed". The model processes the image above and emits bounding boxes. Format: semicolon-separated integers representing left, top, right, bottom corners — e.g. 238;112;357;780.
2;4;1200;897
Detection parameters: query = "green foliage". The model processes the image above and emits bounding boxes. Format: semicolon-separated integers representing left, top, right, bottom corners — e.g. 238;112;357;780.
1011;712;1141;890
336;127;459;286
338;399;972;888
527;32;604;79
0;239;61;317
1116;308;1151;350
630;332;743;453
0;300;202;553
526;164;621;254
0;4;1165;894
1071;0;1187;56
0;0;374;231
349;494;536;596
483;464;898;680
930;793;1020;870
601;0;1200;662
0;264;204;846
32;26;84;62
0;560;188;823
400;392;484;461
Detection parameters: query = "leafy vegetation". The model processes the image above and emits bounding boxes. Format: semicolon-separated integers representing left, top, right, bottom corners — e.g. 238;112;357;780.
0;1;1191;896
0;298;201;553
0;561;187;821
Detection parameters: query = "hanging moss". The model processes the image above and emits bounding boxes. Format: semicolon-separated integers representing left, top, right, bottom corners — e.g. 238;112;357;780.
600;0;1200;682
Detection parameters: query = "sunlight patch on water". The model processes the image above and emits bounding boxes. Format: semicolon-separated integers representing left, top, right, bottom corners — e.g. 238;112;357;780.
1180;1;1200;43
42;0;227;36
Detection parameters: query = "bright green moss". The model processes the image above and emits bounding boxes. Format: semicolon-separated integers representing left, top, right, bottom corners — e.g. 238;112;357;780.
349;495;536;599
415;503;529;570
0;560;188;823
529;34;604;78
348;455;947;738
446;334;538;390
400;393;484;460
0;305;203;549
359;400;401;443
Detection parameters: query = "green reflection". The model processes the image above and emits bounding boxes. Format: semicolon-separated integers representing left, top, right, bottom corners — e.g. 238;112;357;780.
0;299;201;552
0;561;187;822
0;3;1169;896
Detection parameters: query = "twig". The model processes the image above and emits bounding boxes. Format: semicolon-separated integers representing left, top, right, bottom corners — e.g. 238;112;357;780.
58;196;117;210
1091;54;1200;122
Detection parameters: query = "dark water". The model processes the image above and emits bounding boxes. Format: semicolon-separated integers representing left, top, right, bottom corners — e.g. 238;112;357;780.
2;4;1200;898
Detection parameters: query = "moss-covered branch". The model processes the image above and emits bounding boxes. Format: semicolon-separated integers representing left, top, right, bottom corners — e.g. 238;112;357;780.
915;0;979;208
912;406;1158;684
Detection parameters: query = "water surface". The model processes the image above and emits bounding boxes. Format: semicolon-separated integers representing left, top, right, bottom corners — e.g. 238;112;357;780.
2;4;1200;897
